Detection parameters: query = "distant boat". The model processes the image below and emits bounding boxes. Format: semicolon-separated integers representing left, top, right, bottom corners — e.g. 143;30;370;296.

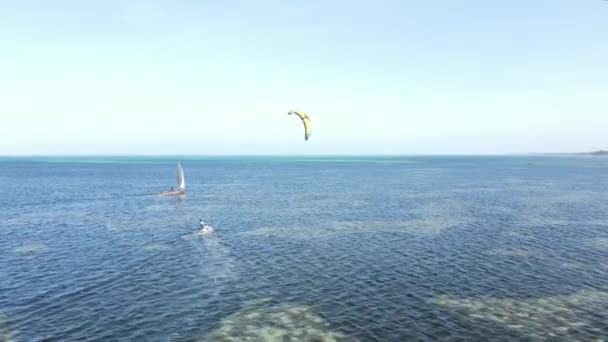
160;162;186;196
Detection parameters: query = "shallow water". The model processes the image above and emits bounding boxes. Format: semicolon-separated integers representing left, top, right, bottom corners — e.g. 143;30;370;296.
1;156;608;341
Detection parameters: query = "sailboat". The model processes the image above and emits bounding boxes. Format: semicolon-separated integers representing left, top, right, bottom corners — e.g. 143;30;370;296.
160;162;186;196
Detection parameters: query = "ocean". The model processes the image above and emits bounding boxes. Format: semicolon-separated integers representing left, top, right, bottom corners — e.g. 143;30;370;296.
1;156;607;341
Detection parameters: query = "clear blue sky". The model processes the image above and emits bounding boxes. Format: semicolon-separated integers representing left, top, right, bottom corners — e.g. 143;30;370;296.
1;0;606;155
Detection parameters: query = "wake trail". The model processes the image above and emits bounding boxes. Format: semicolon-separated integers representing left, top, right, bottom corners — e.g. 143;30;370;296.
23;192;161;207
183;230;239;300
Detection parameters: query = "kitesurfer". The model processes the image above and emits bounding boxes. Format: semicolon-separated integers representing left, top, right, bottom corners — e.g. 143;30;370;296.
198;219;215;234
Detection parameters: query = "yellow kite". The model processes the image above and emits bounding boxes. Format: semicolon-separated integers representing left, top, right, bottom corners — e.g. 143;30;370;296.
288;110;312;141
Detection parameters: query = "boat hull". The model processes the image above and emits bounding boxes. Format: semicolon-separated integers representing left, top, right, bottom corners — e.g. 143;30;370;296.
159;190;185;196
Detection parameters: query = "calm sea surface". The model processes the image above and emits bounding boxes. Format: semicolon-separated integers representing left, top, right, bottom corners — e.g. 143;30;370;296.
1;156;608;341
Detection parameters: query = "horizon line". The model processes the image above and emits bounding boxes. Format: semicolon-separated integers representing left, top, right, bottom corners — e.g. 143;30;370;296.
0;152;599;158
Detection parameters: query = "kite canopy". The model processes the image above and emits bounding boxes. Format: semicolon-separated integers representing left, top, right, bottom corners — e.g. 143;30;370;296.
288;110;312;141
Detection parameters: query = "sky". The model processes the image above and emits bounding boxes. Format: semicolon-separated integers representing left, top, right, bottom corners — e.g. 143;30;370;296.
1;0;607;155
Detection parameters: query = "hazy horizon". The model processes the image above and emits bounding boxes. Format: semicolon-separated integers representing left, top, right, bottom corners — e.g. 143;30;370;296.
2;1;607;155
1;151;604;158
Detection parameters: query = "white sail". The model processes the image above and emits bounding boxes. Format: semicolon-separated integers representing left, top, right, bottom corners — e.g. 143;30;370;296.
177;162;185;191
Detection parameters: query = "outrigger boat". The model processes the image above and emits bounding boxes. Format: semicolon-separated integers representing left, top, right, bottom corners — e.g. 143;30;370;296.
160;162;185;196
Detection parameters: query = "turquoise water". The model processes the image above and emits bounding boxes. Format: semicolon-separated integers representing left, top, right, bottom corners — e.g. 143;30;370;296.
1;156;608;341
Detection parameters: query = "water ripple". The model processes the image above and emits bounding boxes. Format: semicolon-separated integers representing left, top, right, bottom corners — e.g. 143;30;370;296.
1;156;608;340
